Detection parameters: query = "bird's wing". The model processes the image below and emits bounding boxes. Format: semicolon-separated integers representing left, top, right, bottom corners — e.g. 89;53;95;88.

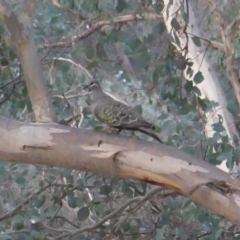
94;100;145;127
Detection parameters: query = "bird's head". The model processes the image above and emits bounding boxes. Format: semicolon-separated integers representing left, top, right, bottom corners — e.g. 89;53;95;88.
82;80;101;92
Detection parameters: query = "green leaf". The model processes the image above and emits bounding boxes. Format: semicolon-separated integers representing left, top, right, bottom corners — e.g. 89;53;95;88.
77;207;90;221
197;97;207;110
156;229;165;239
96;44;107;58
0;164;7;177
227;102;240;114
30;231;43;240
161;120;175;130
50;15;61;25
15;176;26;185
192;36;201;47
170;134;181;141
152;65;162;85
80;0;98;14
155;1;164;12
32;195;46;208
59;64;70;73
192;86;201;96
98;0;117;12
1;57;9;66
212;122;225;132
99;185;112;195
216;150;233;162
214;229;223;239
158;113;169;120
186;67;194;77
129;221;140;238
116;0;128;12
184;80;193;93
87;60;99;69
193;71;204;84
205;100;219;113
186;61;194;67
125;186;134;198
9;49;16;61
181;12;189;24
133;104;142;115
13;214;24;230
95;202;106;215
165;33;174;43
180;146;197;156
171;18;180;31
85;45;95;59
67;190;77;208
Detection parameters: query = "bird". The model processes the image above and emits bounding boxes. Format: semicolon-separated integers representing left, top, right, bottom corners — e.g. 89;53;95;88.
82;80;163;143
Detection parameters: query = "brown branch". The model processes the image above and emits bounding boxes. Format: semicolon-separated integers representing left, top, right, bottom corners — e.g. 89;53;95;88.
52;57;92;79
113;187;164;232
0;79;16;105
1;116;240;226
42;13;163;48
47;216;79;228
0;0;57;122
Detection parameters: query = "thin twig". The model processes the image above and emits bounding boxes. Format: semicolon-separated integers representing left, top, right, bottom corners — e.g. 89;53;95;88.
54;187;163;239
0;184;51;221
52;57;92;79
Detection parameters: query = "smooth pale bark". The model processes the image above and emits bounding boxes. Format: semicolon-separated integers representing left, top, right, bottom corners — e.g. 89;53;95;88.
1;116;240;226
162;0;238;172
205;0;240;106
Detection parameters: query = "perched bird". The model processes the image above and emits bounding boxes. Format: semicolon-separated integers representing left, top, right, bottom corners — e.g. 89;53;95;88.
82;80;163;143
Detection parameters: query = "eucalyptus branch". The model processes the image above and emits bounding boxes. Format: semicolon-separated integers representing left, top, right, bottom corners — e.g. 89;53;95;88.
42;13;162;48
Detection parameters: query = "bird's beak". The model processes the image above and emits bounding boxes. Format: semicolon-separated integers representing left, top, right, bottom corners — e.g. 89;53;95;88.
81;84;89;90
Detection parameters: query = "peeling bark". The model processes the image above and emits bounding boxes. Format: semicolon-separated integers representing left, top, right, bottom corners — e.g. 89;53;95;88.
0;116;240;225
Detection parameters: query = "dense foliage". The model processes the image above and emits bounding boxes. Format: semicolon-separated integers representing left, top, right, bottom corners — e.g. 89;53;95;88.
0;0;240;239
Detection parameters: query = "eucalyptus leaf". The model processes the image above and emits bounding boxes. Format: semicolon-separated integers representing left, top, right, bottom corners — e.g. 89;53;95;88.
77;207;90;221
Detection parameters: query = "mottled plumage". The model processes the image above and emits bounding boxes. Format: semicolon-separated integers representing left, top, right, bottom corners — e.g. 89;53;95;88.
82;81;163;143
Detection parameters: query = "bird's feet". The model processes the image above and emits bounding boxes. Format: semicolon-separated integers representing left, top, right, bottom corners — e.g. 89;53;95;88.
102;126;118;133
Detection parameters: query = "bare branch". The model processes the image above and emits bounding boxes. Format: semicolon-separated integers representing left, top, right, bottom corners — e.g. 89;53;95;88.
42;13;163;48
0;116;240;226
0;0;57;122
113;187;164;232
52;57;92;79
54;194;146;239
47;215;79;228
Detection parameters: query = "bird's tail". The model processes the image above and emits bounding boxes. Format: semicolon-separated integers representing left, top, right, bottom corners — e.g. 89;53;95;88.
138;128;163;143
